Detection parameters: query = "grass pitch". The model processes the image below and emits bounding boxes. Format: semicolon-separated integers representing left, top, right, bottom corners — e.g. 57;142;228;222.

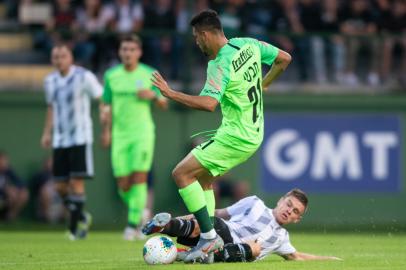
0;231;405;270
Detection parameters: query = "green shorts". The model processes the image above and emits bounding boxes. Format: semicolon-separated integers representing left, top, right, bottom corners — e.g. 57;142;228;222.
191;137;259;177
111;136;155;177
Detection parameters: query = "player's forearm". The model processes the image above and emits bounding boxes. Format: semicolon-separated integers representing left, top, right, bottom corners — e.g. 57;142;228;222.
99;103;112;131
262;50;292;90
262;65;284;89
215;208;231;220
285;252;341;261
166;90;217;112
42;106;53;134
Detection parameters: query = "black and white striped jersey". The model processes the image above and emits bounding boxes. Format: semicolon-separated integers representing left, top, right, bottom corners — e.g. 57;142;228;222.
224;195;296;260
44;65;102;148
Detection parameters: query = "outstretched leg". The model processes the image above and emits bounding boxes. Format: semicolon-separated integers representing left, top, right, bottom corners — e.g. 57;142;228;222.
172;153;224;262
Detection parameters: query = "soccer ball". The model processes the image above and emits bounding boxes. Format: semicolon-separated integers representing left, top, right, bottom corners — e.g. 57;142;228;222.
143;236;177;264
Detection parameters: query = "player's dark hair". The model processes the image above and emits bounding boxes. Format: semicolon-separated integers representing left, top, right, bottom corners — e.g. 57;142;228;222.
120;34;142;47
190;9;223;33
285;188;308;209
52;43;72;52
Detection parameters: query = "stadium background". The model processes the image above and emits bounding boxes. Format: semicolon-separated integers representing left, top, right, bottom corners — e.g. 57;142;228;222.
0;0;405;232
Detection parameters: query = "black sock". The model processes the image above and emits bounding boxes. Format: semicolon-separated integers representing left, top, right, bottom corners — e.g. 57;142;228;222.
65;194;85;234
214;243;254;262
162;218;195;238
177;236;200;247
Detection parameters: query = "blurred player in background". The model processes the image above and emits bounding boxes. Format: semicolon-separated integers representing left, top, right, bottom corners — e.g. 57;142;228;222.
100;35;167;241
152;9;291;262
40;44;102;240
0;151;29;221
143;189;341;263
29;157;66;223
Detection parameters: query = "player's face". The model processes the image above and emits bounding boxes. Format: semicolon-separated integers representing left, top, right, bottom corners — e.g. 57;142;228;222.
274;196;306;225
192;27;210;57
119;41;142;66
51;47;73;73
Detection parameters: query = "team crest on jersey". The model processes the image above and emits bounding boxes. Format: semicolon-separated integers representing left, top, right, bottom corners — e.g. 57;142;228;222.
135;80;143;90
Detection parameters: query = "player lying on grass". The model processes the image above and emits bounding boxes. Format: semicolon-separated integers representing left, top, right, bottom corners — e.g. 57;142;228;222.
143;189;341;263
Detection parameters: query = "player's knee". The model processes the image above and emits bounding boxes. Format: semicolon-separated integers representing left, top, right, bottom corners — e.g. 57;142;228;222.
248;242;261;259
54;182;69;197
130;172;147;184
18;189;29;204
69;179;85;194
117;177;132;191
171;167;181;181
171;167;186;186
172;166;184;182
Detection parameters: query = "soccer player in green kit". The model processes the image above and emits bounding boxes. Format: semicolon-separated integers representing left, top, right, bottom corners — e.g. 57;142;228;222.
151;10;291;262
100;35;167;240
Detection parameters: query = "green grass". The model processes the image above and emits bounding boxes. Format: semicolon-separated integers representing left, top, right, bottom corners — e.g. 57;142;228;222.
0;231;405;270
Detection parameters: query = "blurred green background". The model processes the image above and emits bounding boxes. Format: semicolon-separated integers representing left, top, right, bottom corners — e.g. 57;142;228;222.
1;92;405;231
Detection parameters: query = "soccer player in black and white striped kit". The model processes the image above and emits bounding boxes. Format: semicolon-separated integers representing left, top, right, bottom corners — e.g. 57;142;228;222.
143;189;341;263
41;44;102;240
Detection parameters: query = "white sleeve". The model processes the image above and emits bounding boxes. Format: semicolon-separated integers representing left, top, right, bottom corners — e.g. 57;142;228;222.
226;196;257;216
273;232;296;255
132;3;144;21
44;77;53;105
84;71;102;98
101;5;115;22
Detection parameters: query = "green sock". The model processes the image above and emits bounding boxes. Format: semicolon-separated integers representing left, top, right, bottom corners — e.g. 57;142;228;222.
118;189;130;205
204;189;215;224
179;181;213;233
128;183;147;227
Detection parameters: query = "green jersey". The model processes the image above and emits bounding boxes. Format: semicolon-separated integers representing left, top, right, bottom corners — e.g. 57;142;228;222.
200;37;279;150
102;63;161;138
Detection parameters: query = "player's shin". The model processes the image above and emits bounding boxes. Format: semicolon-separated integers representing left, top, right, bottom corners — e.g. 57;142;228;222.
128;183;147;227
65;193;85;235
204;189;215;224
179;181;215;239
118;189;130;205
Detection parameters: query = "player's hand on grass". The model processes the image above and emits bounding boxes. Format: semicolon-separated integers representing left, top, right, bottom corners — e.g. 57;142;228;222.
151;72;172;98
137;89;157;100
41;132;51;149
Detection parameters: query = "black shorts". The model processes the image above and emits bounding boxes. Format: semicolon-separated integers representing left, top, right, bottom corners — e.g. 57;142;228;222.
53;144;94;181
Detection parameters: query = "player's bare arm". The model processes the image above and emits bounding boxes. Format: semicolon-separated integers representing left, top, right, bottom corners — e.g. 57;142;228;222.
99;103;112;148
214;208;231;220
40;105;53;149
262;49;292;91
282;251;342;261
152;71;218;112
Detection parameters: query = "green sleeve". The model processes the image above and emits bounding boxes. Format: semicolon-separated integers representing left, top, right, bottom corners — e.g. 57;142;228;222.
199;61;230;102
102;72;112;104
256;40;279;66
